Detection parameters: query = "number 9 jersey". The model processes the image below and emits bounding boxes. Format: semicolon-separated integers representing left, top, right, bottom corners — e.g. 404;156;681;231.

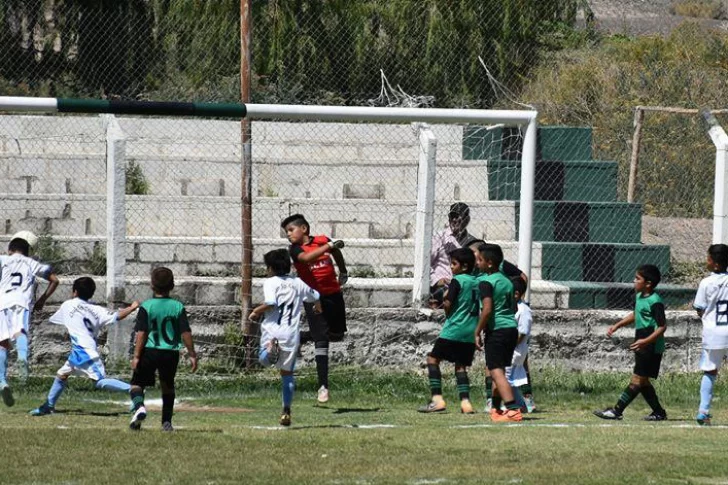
49;298;118;366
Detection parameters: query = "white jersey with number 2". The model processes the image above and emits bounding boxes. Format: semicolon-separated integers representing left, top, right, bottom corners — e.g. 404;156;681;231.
261;276;319;352
0;253;52;310
50;298;118;366
694;272;728;349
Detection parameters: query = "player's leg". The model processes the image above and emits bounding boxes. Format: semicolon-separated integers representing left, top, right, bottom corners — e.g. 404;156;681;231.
12;307;31;382
696;348;725;425
0;338;14;407
307;302;330;403
594;374;640;420
520;357;535;412
484;367;493;412
91;360;131;393
258;336;280;366
505;365;526;411
277;349;296;426
129;351;155;430
30;363;72;415
158;350;180;431
640;354;667;421
418;352;446;413
455;365;474;414
487;329;521;422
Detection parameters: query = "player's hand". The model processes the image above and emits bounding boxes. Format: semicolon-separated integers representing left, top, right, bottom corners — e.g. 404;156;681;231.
313;301;323;314
34;295;47;312
189;353;198;373
248;311;259;322
475;331;484;351
131;356;140;370
128;301;140;311
606;325;617;337
630;339;648;352
338;272;348;286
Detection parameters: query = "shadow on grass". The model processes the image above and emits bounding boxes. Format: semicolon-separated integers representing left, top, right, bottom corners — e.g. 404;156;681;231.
314;405;382;414
54;409;127;417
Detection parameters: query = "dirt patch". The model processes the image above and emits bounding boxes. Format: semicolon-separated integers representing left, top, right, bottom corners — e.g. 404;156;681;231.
642;215;712;262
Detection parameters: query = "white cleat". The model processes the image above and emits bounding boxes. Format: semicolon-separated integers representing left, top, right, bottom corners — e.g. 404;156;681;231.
317;386;329;404
129;405;147;430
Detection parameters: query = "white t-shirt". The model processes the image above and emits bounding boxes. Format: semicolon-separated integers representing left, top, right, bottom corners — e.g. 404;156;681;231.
0;253;52;310
694;272;728;349
514;300;533;359
49;298;118;365
261;276;319;352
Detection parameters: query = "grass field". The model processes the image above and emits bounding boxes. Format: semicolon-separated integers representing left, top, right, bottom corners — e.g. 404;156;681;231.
2;367;728;484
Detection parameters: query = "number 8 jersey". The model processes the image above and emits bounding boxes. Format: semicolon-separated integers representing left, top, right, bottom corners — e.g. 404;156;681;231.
261;275;320;352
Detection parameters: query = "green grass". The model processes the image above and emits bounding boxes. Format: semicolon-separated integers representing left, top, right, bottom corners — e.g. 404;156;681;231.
2;368;728;484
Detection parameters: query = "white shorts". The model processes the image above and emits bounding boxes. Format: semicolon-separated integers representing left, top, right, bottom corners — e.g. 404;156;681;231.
699;348;728;372
0;306;29;342
259;346;298;372
57;358;107;381
506;363;529;387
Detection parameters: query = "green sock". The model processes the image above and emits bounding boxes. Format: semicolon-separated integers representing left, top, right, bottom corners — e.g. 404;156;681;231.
455;370;470;401
427;364;442;396
614;384;640;414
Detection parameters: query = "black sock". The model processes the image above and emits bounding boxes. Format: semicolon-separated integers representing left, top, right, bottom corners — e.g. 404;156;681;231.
614;384;640;414
314;341;329;389
427;364;442;396
492;395;503;410
485;376;493;399
130;389;145;411
455;370;470;400
162;392;175;424
641;385;665;414
505;400;520;411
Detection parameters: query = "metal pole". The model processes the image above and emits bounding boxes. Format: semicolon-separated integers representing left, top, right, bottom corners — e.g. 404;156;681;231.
702;108;728;244
627;107;644;203
518;116;538;302
412;125;437;306
240;0;255;365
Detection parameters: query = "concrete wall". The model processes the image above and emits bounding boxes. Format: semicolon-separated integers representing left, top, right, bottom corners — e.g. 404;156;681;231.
21;308;702;373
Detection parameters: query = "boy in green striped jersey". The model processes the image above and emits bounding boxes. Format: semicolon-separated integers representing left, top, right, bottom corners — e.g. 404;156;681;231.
419;248;479;414
474;243;522;422
594;264;667;421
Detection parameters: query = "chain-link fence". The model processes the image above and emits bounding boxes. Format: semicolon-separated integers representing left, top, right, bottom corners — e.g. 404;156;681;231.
2;0;728;315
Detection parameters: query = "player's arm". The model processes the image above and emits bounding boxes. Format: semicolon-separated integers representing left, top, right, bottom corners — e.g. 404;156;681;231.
631;303;667;351
607;312;635;337
475;281;494;350
443;278;461;316
179;309;197;372
501;260;528;285
34;272;59;312
694;280;707;318
293;239;345;264
131;306;150;370
249;303;274;321
116;301;140;321
331;247;348;285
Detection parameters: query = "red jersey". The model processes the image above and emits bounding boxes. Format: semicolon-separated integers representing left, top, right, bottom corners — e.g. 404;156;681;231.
289;235;341;296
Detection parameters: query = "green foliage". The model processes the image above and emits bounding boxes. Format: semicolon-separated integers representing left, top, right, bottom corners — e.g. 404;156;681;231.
519;22;728;217
125;161;149;195
84;242;107;277
666;259;707;285
670;0;725;19
33;233;69;274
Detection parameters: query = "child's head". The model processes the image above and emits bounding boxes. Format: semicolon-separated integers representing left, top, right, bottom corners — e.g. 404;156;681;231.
476;243;503;273
448;203;470;235
72;277;96;301
264;248;292;276
281;214;310;244
635;264;661;293
511;277;527;301
8;238;30;256
707;244;728;272
449;247;475;275
151;267;175;295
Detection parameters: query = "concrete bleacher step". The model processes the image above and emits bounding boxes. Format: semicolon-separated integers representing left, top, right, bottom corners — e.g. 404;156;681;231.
0;194;519;240
463;125;593;162
42;276;571;310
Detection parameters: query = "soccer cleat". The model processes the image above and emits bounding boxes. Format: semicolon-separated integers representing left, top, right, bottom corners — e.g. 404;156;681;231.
129;405;147;430
696;412;712;426
643;411;667;422
489;408;503;421
317;386;329;404
460;399;475;414
418;398;447;413
593;408;623;420
267;338;280;365
17;359;29;383
485;398;493;413
523;394;536;413
1;383;14;407
492;408;523;422
161;421;174;432
29;402;55;416
279;413;292;427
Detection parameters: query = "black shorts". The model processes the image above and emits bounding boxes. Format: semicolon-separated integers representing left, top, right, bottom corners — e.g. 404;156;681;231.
430;338;476;367
484;327;519;371
305;292;347;342
634;351;662;379
131;348;180;388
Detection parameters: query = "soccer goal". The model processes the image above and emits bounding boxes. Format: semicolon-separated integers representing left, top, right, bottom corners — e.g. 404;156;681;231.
0;96;537;352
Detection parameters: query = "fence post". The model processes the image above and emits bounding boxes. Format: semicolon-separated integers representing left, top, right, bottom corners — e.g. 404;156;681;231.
518;115;538;300
627;107;644;203
702;108;728;244
104;114;128;359
412;124;437;306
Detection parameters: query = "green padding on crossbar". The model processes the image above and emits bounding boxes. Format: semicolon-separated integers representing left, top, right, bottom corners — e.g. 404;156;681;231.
57;98;247;118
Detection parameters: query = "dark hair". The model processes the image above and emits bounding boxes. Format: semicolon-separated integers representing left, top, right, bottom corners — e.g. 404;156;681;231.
709;243;728;270
511;277;527;296
281;213;310;234
151;267;175;294
264;249;292;276
477;243;504;266
73;277;96;301
637;264;661;288
449;202;470;218
8;238;29;256
449;247;475;273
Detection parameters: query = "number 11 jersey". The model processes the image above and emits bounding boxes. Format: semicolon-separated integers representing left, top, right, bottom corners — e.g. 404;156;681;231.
261;275;320;352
